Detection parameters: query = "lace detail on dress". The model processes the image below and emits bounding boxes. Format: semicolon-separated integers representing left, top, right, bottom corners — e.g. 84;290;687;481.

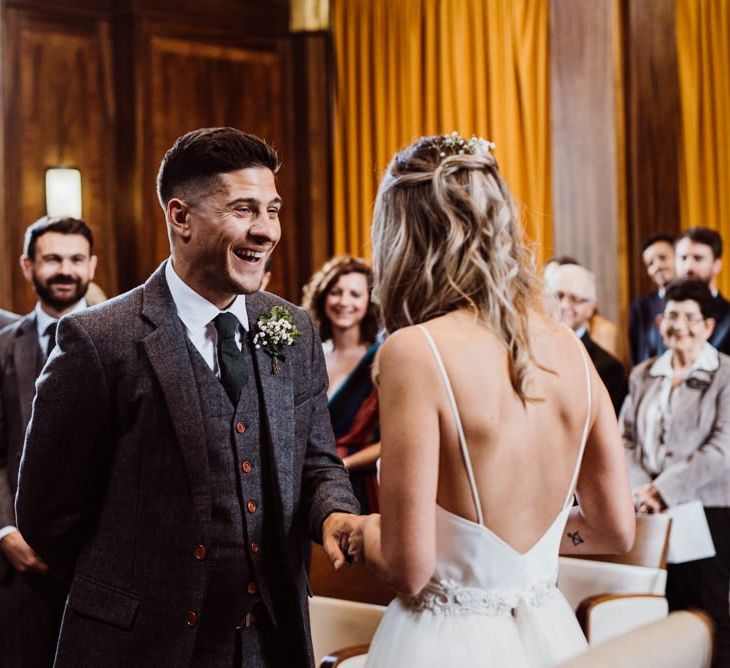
402;575;558;617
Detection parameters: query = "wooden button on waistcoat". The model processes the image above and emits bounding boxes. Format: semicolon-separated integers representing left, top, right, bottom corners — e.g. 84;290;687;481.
241;460;252;473
193;545;208;560
247;581;258;595
246;500;257;513
236;421;247;434
250;541;260;554
186;611;199;627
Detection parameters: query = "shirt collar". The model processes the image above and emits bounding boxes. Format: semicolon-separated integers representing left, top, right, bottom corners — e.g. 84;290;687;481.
574;324;588;339
165;259;249;333
650;341;719;378
34;299;87;339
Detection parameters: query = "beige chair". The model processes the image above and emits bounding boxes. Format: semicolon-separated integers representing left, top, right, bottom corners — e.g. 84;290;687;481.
309;596;384;668
557;610;713;668
558;513;672;644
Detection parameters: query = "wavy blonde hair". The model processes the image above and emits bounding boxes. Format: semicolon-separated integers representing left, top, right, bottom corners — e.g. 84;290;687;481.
371;135;544;403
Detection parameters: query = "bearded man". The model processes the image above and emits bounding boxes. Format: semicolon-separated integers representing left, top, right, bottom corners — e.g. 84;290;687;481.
0;215;97;666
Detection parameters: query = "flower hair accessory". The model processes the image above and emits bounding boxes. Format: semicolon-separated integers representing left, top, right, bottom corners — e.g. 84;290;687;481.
253;306;302;374
435;131;496;158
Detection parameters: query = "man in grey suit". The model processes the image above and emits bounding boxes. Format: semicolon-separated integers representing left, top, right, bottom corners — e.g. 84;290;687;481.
1;216;97;666
0;309;19;329
16;128;361;667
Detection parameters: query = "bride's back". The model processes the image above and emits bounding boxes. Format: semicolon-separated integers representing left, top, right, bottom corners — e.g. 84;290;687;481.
419;309;591;555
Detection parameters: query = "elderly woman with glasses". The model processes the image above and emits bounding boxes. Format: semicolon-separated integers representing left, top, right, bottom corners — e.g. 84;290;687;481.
619;278;730;668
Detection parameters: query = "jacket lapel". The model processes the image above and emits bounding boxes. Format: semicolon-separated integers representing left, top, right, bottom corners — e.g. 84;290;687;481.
140;263;212;533
247;293;295;521
13;315;42;427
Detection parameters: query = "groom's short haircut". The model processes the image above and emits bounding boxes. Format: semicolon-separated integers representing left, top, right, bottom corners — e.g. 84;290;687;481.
156;127;281;207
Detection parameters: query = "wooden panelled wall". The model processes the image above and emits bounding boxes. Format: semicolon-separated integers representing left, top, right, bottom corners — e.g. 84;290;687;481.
0;0;331;311
551;0;682;341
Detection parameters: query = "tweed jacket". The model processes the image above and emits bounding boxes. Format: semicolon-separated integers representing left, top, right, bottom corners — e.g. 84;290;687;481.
619;350;730;508
15;262;359;667
0;308;19;330
0;313;44;581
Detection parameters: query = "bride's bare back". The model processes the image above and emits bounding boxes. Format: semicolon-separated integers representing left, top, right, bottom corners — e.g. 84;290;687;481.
374;308;634;593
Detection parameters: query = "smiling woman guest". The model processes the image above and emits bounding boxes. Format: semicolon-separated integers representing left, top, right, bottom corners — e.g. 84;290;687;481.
620;278;730;668
303;256;381;514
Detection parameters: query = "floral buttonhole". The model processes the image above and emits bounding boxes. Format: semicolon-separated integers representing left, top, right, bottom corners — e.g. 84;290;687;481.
253;306;302;374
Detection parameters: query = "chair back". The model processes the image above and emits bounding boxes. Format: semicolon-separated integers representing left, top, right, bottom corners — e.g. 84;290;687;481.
557;610;714;668
578;513;672;568
309;596;385;667
309;542;394;606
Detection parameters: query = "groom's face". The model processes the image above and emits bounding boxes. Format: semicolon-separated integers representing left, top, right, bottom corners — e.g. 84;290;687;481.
184;167;282;300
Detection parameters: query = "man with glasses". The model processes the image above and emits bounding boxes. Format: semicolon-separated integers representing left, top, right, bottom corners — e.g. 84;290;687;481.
546;262;627;415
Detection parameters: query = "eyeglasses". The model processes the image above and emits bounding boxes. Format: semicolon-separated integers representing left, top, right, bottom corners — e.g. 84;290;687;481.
661;311;706;325
553;290;593;306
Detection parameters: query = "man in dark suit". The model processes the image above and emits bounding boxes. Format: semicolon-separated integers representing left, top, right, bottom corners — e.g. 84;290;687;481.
675;226;730;355
0;216;97;666
0;309;18;329
547;262;627;415
16;128;361;667
628;234;675;365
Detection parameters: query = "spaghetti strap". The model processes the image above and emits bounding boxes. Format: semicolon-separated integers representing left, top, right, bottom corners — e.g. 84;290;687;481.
416;325;484;526
561;332;594;509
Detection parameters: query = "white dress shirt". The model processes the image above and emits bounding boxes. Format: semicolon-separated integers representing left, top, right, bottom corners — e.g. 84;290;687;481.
164;260;249;377
35;299;87;357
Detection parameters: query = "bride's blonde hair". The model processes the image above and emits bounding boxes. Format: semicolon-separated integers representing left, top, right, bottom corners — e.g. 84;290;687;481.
372;134;544;403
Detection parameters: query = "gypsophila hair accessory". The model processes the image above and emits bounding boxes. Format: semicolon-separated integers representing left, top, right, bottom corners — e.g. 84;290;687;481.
435;131;496;159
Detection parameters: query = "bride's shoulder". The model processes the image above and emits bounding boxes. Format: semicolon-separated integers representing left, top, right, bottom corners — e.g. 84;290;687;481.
375;326;435;374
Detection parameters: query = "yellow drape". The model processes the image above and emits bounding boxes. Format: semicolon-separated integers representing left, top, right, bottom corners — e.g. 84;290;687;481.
331;0;551;262
676;0;730;293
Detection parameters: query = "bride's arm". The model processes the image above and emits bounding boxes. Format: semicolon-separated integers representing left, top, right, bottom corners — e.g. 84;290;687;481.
359;329;440;596
560;374;635;555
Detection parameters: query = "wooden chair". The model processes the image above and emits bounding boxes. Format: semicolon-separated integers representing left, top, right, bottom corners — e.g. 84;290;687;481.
557;610;714;668
558;513;672;644
308;541;394;606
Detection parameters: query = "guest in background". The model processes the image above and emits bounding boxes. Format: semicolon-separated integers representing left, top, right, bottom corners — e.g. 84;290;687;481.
628;234;675;365
546;262;627;415
303;256;381;514
0;309;18;330
675;226;730;354
0;215;96;667
619;279;730;668
544;255;621;359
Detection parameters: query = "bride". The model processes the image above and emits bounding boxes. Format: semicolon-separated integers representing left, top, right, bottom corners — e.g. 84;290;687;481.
348;133;636;667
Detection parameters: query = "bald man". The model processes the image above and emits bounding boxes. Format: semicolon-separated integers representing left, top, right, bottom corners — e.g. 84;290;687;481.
547;263;627;415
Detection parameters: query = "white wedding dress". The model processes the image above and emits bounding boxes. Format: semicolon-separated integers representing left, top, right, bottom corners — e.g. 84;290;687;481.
365;326;591;667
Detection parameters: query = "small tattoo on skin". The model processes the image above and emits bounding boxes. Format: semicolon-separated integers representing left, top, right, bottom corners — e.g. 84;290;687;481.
567;531;584;546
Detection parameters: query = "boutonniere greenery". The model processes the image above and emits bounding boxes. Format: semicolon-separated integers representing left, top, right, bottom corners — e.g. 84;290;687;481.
253;306;302;374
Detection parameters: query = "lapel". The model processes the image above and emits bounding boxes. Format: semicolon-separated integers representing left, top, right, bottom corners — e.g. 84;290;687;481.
13;314;43;427
140;262;212;533
246;292;296;520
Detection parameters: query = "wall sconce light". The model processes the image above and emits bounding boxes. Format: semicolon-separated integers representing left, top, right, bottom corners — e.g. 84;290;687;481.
45;167;82;218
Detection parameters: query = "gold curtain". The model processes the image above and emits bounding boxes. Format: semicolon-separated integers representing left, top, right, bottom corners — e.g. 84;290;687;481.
676;0;730;293
331;0;551;262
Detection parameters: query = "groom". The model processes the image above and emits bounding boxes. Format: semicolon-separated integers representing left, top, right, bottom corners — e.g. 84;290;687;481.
16;127;360;667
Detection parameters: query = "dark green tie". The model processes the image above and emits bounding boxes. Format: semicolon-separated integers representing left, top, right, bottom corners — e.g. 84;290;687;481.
213;312;247;404
45;322;58;358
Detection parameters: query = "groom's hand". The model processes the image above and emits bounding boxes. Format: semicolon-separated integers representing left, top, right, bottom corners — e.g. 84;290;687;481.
322;512;365;570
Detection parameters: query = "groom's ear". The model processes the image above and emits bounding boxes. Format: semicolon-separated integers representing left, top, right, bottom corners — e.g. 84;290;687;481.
167;198;191;240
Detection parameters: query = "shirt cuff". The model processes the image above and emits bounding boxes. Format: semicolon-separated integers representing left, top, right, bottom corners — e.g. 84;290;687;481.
0;525;19;542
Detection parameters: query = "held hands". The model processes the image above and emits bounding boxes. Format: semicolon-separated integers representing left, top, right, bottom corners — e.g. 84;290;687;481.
322;512;367;570
0;530;49;574
634;483;667;514
346;514;380;565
